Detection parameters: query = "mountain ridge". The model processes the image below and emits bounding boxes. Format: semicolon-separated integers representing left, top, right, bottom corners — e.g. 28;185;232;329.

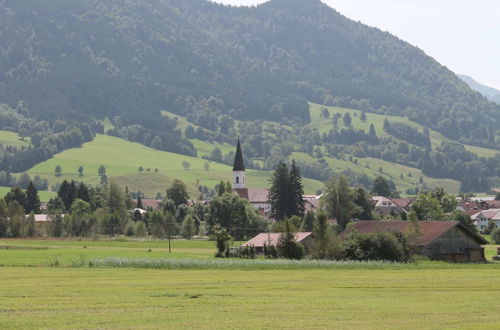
458;74;500;104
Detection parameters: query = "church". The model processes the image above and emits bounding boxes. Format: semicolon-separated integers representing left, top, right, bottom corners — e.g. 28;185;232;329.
231;138;271;215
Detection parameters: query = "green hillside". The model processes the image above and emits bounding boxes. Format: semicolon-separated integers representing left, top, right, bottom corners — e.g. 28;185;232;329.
22;134;322;197
308;103;499;158
0;131;30;148
165;104;470;194
0;187;55;202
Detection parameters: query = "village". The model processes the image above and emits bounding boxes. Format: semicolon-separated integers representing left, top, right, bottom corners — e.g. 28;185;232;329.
15;139;499;264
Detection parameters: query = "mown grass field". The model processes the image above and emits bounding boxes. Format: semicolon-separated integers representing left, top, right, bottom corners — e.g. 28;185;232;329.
0;238;499;329
21;134;322;197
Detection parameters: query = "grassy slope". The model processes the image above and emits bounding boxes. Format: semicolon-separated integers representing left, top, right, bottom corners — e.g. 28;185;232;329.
306;103;500;193
0;238;499;328
22;134;321;196
308;102;499;158
0;131;30;148
0;187;55;201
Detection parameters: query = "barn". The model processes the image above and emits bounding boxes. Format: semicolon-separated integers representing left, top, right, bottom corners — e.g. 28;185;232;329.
241;232;313;253
343;221;488;262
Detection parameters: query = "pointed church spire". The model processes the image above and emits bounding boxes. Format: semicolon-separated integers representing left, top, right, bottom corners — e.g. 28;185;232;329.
233;137;245;171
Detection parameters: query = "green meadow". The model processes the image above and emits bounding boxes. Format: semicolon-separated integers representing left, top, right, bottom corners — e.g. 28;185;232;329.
0;238;499;329
308;102;499;158
21;134;322;197
0;130;30;148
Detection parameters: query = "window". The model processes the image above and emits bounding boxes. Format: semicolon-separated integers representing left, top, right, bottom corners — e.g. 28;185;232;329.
236;177;239;184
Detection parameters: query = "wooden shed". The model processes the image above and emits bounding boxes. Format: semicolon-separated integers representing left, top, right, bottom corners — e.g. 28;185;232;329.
343;221;488;262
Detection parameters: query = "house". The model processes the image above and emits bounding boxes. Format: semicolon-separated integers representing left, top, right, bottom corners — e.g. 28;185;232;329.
241;232;313;253
341;221;488;262
26;214;65;236
471;209;500;232
26;214;65;222
371;196;406;217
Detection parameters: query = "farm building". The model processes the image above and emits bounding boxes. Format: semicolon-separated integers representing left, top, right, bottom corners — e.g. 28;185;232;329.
342;221;488;262
241;232;313;253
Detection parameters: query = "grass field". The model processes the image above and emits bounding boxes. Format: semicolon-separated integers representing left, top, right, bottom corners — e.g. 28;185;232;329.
0;238;499;329
22;134;322;196
0;186;56;201
308;103;500;158
0;130;30;148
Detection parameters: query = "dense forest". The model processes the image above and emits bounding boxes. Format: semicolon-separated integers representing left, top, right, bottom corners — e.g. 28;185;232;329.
0;0;498;143
0;0;499;193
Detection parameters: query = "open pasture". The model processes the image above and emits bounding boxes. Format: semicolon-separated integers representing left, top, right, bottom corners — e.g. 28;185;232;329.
21;134;322;197
0;265;499;328
0;238;499;329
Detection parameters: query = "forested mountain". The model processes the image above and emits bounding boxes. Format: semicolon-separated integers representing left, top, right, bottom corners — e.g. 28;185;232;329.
459;75;500;105
1;0;500;194
0;0;499;145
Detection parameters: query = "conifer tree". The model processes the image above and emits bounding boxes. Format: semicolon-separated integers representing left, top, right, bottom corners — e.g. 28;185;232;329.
313;211;330;259
136;194;143;209
289;160;305;218
268;162;291;221
268;161;305;221
25;181;41;214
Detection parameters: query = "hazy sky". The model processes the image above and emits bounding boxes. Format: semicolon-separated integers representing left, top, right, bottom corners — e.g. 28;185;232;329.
215;0;500;90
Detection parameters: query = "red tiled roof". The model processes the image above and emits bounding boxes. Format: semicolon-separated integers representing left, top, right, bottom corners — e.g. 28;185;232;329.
486;200;500;208
233;188;269;203
241;232;312;248
141;199;161;210
341;221;488;246
391;198;412;208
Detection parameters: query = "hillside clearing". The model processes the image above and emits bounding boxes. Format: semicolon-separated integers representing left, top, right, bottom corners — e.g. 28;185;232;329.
0;130;30;148
308;103;499;158
22;134;322;196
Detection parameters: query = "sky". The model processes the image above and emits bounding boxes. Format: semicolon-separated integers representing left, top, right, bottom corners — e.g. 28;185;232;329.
215;0;500;90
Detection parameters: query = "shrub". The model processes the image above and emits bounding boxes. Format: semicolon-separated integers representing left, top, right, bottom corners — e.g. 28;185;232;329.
239;245;256;259
491;228;500;244
213;225;232;258
135;221;147;237
124;221;136;236
483;222;496;235
341;230;413;262
277;234;304;260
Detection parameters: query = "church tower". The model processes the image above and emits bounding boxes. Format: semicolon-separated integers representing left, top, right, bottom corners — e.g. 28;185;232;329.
232;137;246;189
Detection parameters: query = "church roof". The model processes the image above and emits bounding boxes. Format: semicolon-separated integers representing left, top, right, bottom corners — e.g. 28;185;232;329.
232;138;245;171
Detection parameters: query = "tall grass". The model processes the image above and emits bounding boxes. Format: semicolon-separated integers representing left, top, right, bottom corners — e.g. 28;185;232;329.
73;257;500;271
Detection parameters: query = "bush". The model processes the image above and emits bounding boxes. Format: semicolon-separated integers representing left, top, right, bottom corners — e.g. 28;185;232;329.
277;233;304;260
124;221;136;236
483;222;496;235
263;243;278;259
491;228;500;244
213;225;232;258
135;221;147;237
341;230;413;262
238;245;256;259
